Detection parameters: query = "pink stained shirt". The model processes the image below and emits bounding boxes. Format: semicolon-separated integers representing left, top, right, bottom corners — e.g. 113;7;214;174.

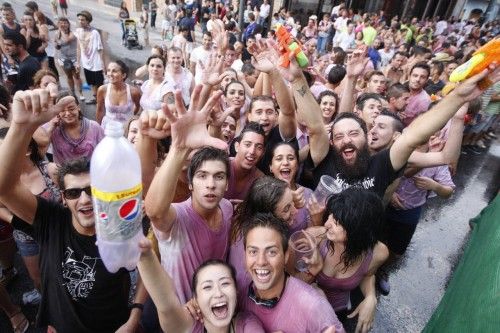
239;276;345;333
224;158;262;201
403;89;431;126
154;197;233;304
192;311;265;333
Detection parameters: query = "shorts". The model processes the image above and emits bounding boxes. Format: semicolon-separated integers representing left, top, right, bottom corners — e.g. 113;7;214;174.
13;229;40;257
161;20;171;30
57;58;77;68
83;68;104;87
385;206;423;255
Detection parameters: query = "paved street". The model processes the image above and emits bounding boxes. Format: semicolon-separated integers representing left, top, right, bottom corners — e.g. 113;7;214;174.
1;1;499;332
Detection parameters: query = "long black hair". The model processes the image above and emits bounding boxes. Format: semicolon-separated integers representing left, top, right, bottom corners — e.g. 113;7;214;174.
326;187;384;271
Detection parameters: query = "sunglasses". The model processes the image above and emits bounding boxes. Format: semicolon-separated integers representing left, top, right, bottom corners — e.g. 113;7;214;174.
63;186;92;200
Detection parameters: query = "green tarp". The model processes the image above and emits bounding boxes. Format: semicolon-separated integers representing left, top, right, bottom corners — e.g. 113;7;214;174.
423;194;500;333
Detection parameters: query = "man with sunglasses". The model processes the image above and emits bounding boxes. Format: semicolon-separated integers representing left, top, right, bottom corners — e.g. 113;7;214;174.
0;89;138;332
239;213;345;333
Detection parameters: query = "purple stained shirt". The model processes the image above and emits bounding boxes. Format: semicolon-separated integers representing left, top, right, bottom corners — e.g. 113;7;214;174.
192;311;265;333
239;276;345;333
403;89;431;126
224;158;262;201
154;197;233;304
45;118;104;164
289;186;313;234
395;165;455;210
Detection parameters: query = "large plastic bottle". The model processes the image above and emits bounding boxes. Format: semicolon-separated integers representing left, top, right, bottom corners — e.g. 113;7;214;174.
90;120;143;273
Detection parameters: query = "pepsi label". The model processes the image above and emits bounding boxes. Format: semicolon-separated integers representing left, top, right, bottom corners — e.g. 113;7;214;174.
91;184;143;241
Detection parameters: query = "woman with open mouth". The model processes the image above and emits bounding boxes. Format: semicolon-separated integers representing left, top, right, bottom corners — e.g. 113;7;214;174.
269;142;323;232
137;239;264;332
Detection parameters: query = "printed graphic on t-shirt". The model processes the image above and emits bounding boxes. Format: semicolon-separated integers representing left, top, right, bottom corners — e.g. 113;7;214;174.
334;173;375;191
62;247;99;300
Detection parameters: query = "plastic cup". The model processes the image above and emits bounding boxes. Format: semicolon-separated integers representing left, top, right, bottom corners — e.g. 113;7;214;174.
289;230;314;272
313;175;341;206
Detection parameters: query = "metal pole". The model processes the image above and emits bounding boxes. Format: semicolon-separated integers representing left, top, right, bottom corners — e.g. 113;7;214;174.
238;0;245;37
433;0;445;17
402;0;413;18
422;0;434;19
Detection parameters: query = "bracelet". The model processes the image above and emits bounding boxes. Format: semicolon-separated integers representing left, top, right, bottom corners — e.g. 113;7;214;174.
129;303;144;311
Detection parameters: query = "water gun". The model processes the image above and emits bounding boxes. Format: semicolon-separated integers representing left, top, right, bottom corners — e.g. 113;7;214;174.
448;38;500;90
275;24;309;68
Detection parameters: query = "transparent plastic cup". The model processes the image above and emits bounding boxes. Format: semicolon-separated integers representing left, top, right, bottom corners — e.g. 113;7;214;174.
313;175;342;206
289;230;314;272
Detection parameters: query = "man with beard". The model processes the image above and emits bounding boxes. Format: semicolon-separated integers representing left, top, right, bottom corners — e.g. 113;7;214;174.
289;48;499;197
402;62;431;126
3;31;40;93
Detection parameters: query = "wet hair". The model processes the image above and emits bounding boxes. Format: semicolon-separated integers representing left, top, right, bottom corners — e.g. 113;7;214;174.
386;83;410;100
242;212;290;253
249;95;275;114
146;54;166;67
223;79;245;97
187;147;230;185
191;259;237;297
379;109;404;132
366;70;385;82
231;176;288;243
0;84;10;120
327;66;346;85
393;51;407;59
331;47;347;65
332;112;368;135
326;187;384;271
410;61;431;77
110;60;130;79
317;90;340;118
356;93;382;110
28;136;44;164
57;158;90;190
236;121;265;144
168;46;182;56
241;63;256;76
3;31;27;49
33;69;58;88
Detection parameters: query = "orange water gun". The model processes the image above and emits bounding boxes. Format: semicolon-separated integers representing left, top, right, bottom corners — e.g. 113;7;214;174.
445;38;500;93
275;24;309;68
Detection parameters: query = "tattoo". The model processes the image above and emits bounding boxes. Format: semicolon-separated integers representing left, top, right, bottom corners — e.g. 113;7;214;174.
297;85;307;97
166;93;175;104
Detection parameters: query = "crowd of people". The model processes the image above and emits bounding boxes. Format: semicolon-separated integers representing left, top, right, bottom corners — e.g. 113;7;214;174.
0;0;499;332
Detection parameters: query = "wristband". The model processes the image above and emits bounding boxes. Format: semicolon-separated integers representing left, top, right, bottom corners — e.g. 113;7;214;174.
129;303;144;311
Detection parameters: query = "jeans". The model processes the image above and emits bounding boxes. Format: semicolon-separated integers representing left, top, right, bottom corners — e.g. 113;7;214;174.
317;36;328;54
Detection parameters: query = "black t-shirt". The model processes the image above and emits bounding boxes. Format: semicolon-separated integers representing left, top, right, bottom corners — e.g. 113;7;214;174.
229;125;299;174
308;148;403;198
12;197;130;333
13;55;40;93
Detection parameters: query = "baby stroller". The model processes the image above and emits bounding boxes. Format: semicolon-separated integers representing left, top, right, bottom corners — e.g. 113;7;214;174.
124;19;143;50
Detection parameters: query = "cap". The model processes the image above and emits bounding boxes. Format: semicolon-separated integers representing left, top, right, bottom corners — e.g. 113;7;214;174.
432;52;454;62
77;10;93;23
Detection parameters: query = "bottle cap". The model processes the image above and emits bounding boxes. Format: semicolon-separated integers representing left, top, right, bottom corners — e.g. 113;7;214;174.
104;120;124;137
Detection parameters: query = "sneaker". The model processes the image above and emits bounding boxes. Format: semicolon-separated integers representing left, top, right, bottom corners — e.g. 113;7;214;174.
22;289;41;305
376;273;390;296
486;131;497;139
0;267;17;287
79;95;86;102
469;146;483;155
476;140;487;149
85;98;97;105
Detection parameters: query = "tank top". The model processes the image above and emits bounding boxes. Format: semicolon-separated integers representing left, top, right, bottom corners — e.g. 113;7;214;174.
102;83;135;128
316;241;373;311
27;34;47;58
36;161;62;203
1;22;21;34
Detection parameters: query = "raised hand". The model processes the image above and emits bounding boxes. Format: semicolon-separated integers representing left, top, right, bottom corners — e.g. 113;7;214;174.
163;86;227;150
11;88;70;128
346;46;370;78
139;109;171;140
452;63;500;103
199;52;225;86
249;39;277;74
209;103;235;128
291;186;305;209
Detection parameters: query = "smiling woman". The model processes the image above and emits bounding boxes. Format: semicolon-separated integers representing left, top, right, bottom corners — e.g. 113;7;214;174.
33;90;104;164
137;239;265;333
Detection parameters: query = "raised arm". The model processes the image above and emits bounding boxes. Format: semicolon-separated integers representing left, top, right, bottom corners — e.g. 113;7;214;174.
0;88;68;224
407;103;468;168
390;66;500;171
137;239;192;332
95;85;106;124
144;89;227;235
338;48;369;114
250;39;297;139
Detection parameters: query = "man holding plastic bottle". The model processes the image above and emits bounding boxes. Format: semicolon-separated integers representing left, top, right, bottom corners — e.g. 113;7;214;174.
0;88;143;332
